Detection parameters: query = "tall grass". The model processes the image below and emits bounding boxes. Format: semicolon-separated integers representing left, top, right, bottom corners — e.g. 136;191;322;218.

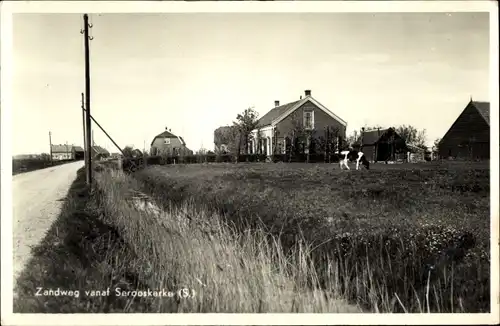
131;163;490;313
95;168;362;313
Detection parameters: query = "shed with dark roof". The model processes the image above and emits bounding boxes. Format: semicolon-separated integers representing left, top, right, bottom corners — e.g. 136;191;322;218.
438;100;490;160
355;127;407;162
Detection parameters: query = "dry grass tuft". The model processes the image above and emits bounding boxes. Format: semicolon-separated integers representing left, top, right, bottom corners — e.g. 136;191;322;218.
94;168;362;313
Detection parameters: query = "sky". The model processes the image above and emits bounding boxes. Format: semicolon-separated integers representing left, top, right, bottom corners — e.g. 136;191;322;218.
11;12;490;155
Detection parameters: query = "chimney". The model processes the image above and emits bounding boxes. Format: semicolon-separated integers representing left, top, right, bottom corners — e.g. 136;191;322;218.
165;126;168;130
304;89;311;97
274;100;280;107
300;96;302;100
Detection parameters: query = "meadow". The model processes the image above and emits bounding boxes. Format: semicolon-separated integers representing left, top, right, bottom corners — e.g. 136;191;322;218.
12;158;76;175
131;161;490;313
14;160;490;313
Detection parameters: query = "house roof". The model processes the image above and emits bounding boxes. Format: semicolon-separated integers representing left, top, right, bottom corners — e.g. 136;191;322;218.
51;144;73;153
256;95;347;129
360;128;390;145
151;129;187;147
73;146;84;152
257;100;303;128
471;101;490;126
439;100;491;145
154;130;178;139
92;146;110;155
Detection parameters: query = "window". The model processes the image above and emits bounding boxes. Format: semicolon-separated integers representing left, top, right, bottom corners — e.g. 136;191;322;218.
164;138;171;145
303;111;314;130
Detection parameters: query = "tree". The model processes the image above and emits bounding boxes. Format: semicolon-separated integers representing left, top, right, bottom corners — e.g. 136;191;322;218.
40;153;51;161
395;125;427;148
288;112;315;162
214;126;240;155
432;138;441;159
346;130;359;149
254;127;264;155
318;126;341;162
233;107;260;156
122;146;135;158
197;147;208;155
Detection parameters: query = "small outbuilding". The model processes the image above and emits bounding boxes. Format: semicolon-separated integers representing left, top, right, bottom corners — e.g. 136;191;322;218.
356;127;407;162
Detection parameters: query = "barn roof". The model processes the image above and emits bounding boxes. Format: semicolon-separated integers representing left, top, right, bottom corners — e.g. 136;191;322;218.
151;129;187;147
154;130;178;139
257;100;303;128
51;144;73;153
471;101;490;126
359;128;390;145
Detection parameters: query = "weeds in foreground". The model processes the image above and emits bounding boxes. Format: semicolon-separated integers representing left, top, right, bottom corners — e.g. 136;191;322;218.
133;163;490;313
94;168;362;312
14;168;149;313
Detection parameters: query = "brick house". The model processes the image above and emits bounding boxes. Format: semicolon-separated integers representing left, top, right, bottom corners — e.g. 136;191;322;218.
248;90;347;156
150;127;193;156
438;100;490;160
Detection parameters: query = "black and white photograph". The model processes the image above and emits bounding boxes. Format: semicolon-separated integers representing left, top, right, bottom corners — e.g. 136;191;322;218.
1;1;498;325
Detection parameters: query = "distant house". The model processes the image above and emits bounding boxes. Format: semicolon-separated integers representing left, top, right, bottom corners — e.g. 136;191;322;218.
72;146;84;160
91;146;110;160
51;144;73;161
438;100;490;160
356;127;407;162
150;127;193;156
248;89;347;156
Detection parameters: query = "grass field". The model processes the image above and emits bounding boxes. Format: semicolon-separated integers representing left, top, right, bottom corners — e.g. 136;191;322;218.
131;161;490;313
14;161;490;313
12;158;76;175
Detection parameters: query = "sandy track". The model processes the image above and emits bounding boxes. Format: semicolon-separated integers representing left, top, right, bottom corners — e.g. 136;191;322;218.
12;161;84;284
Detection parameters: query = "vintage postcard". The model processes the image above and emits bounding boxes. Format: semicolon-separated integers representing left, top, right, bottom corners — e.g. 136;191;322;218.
1;1;498;325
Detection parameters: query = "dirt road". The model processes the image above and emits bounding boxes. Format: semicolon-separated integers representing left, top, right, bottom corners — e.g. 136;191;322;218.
12;161;84;283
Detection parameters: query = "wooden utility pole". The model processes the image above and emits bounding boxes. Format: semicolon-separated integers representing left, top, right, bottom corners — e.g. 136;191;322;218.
82;14;93;185
49;131;53;165
81;93;87;164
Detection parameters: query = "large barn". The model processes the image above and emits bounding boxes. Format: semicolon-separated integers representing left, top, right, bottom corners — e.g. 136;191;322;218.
438;100;490;160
